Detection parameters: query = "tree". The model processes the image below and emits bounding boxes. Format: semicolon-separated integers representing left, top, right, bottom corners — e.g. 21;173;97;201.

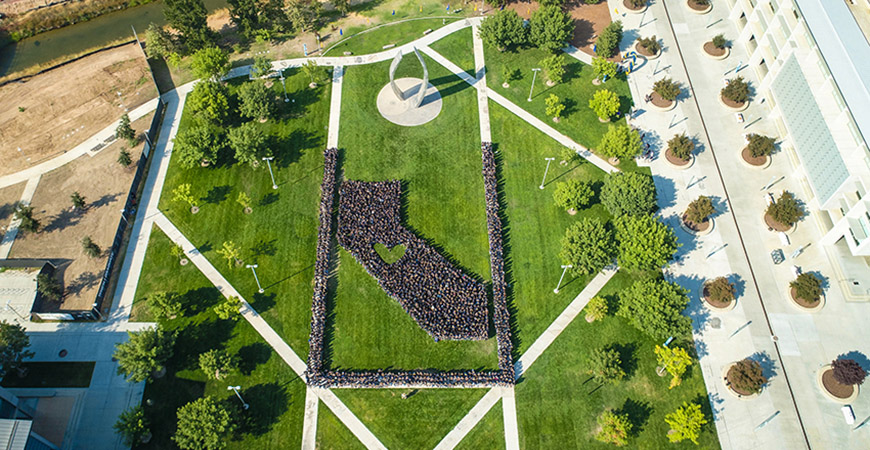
664;402;706;445
199;349;238;380
116;113;137;146
684;195;714;224
301;59;326;86
149;292;183;319
238;82;276;121
592;56;618;81
553;179;594;212
191;47;230;81
653;77;681;102
286;0;321;35
766;191;804;227
595;410;631;446
217;241;242;268
173;396;235;450
728;358;767;394
831;358;867;386
13;203;39;233
637;35;660;54
70;191;87;210
589;89;621;121
37;273;62;302
501;66;519;85
144;23;176;59
560;146;579;165
118;147;133;167
114;326;176;382
705;277;735;305
667;133;694;161
585;296;608;322
655;345;693;389
790;272;823;303
545;94;565;121
174;125;221;168
615;214;678;271
618;279;690;339
114;405;149;447
0;321;34;378
586;346;625;384
237;192;252;211
529;5;574;53
251;56;273;79
478;9;527;51
227;0;261;39
712;34;727;49
172;184;199;210
560;218;615;276
214;296;242;320
228;122;270;167
171;243;186;262
541;54;566;84
601;172;657;217
333;0;350;16
721;76;750;104
747;133;775;158
81;236;102;258
163;0;214;50
598;124;641;160
188;81;230;125
595;20;622;58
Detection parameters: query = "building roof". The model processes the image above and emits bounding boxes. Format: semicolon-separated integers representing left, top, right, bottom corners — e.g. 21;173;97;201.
0;419;33;450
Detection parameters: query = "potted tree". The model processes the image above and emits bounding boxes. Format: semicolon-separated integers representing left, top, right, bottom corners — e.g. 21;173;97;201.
635;36;661;59
764;191;803;232
818;358;866;403
585;296;608;323
724;358;767;399
703;34;729;60
702;276;736;311
742;133;775;168
170;243;189;266
623;0;647;13
720;76;750;111
502;66;518;88
650;78;680;111
682;195;715;235
788;272;825;312
553;179;594;215
592;57;618;86
665;133;695;168
589;89;620;122
686;0;711;14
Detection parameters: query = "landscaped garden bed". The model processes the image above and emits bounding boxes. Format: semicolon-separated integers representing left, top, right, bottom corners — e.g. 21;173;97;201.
817;358;865;403
703;34;730;60
723;358;767;399
623;0;647;13
788;272;825;312
702;277;736;311
686;0;712;14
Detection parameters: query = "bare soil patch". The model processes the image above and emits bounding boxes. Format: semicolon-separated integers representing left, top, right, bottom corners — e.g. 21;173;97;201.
8;114;151;311
682;214;710;232
764;213;791;232
665;148;690;166
650;91;673;108
789;287;820;309
720;94;745;109
0;182;27;242
0;42;156;177
704;41;726;57
725;365;756;396
687;0;709;11
822;368;854;399
702;284;732;309
741;146;767;166
506;0;611;57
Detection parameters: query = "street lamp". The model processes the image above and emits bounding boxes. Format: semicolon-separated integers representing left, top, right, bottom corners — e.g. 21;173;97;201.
262;156;278;189
279;71;289;103
554;264;572;294
120;209;129;225
528;68;542;102
246;264;264;294
227;386;249;410
539;157;555;190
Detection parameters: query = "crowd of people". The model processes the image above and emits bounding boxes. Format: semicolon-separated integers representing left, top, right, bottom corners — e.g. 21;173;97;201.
309;369;506;388
336;180;489;341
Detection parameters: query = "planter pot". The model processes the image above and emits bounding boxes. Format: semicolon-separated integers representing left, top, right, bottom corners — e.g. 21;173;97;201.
722;363;761;400
649;92;677;112
567;208;577;216
190;206;200;214
665;149;694;170
635;41;660;60
740;147;771;169
623;0;647;14
244;207;253;214
680;216;714;236
763;212;796;234
718;94;749;111
598;116;611;123
656;366;667;377
787;287;825;313
702;41;730;60
701;279;737;312
180;258;189;266
592;78;602;86
502;82;510;88
546;80;556;87
553;117;561;123
686;0;712;14
309;82;318;89
608;157;621;166
153;366;167;379
585;314;595;323
817;365;859;404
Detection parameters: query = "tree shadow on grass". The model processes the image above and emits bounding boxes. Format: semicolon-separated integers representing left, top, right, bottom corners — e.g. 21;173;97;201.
260;192;279;206
203;185;232;204
179;286;223;315
251;238;278;259
274;129;318;169
616;397;653;437
238;343;273;375
237;382;291;437
249;292;277;313
173;318;237;370
611;342;638;378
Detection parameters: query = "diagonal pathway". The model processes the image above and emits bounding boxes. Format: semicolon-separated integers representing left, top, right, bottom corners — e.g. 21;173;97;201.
314;388;388;450
327;66;344;149
470;23;492;143
0;175;40;259
301;387;319;450
433;387;502;450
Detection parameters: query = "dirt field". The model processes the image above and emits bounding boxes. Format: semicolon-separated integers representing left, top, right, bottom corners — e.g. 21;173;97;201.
0;42;157;177
0;182;26;242
507;0;612;56
8;113;151;311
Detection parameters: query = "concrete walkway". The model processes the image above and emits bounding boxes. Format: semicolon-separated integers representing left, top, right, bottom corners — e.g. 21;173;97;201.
433;388;501;450
327;66;344;149
501;387;520;450
471;23;492;143
0;175;40;259
301;387;319;450
314;388;389;450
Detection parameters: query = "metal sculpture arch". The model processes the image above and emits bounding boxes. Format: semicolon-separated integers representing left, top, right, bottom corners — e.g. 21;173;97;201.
388;47;429;108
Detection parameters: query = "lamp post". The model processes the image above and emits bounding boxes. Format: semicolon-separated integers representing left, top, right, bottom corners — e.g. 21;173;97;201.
527;68;541;102
4;301;26;321
227;386;249;410
554;264;572;294
246;264;264;293
539;157;555;190
120;209;129;225
279;71;289;103
262;157;277;189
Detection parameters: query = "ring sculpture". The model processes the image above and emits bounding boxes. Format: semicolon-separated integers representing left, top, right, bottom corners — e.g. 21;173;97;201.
389;47;429;109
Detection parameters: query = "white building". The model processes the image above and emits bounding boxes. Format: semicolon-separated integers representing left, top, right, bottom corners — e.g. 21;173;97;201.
725;0;870;299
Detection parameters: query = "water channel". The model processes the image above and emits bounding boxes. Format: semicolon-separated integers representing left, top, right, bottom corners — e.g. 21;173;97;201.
0;0;227;77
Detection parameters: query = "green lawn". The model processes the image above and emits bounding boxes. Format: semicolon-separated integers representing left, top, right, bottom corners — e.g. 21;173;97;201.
0;362;94;388
325;18;460;57
316;401;366;449
514;270;720;449
155;67;333;359
135;227;307;450
484;45;634;166
429;26;476;77
456;398;504;450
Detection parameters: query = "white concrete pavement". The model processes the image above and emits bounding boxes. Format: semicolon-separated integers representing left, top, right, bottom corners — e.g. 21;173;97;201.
0;175;41;259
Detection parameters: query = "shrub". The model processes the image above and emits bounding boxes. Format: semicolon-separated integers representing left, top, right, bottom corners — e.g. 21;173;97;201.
237;192;252;210
217;241;242;268
618;279;690;339
530;5;574;53
693;0;710;5
721;76;750;103
592;56;618;81
595;20;623;58
118;147;133;167
596;410;632;446
545;94;566;120
747;133;776;158
599;124;642;161
560;146;579;164
188;81;230;125
712;34;727;49
586;346;625;384
728;358;767;394
601;171;657;217
667;133;694;161
589;89;621;121
705;277;735;304
541;54;566;84
172;184;198;209
790;272;823;303
653;77;681;101
237;81;276;121
70;191;87;210
36;273;62;302
831;358;868;386
553;179;594;211
766;191;804;227
198;349;238;380
665;402;707;444
170;244;186;261
214;296;242;320
149;292;183;319
655;345;693;389
479;9;528;51
585;296;608;321
13;203;39;234
501;66;519;84
113;405;149;447
684;195;714;224
173;125;221;168
560;218;616;276
637;35;660;54
628;0;645;7
81;236;102;258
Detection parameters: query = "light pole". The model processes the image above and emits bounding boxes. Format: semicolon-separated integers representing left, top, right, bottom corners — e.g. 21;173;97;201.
246;264;264;293
554;264;572;294
262;156;277;189
4;301;26;321
527;68;541;102
279;71;289;103
539;157;555;189
120;209;129;225
227;386;249;410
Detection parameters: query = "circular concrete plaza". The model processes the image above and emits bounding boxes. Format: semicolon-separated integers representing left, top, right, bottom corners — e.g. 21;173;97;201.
376;77;442;126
